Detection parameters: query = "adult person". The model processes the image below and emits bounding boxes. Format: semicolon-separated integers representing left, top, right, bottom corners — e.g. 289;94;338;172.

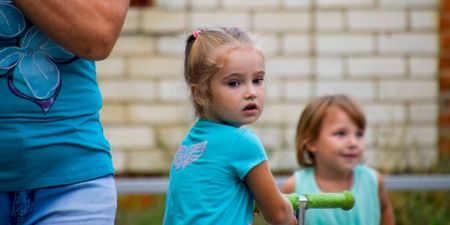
0;1;129;224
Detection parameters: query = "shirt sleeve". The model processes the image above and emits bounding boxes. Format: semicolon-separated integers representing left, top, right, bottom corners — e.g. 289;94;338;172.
229;129;268;180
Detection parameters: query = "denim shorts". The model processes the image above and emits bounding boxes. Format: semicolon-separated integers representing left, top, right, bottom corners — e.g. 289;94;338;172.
0;175;117;225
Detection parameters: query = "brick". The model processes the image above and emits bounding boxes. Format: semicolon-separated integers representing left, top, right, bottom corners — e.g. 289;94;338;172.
315;34;374;54
265;79;282;101
363;103;406;124
439;131;450;155
316;81;376;100
111;151;127;173
268;150;298;171
284;0;312;9
317;0;375;8
128;104;192;125
154;0;186;10
142;9;186;33
128;150;171;173
112;36;155;56
411;10;438;30
440;113;450;127
409;103;438;123
258;103;306;125
254;12;310;31
379;80;437;100
378;34;438;54
121;8;140;33
440;75;450;90
223;0;279;9
315;11;344;31
256;34;279;56
315;57;344;78
266;57;311;78
129;57;183;77
348;10;406;31
379;0;439;8
158;126;191;153
283;80;312;101
157;36;185;56
104;126;155;150
99;80;156;102
158;79;190;102
440;54;450;71
410;57;437;77
441;14;450;30
441;32;450;51
252;127;283;151
348;57;405;78
191;0;220;9
190;12;249;28
101;104;127;124
282;34;311;54
96;57;126;78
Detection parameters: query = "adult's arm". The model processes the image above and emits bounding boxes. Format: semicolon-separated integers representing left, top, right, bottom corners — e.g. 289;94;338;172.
13;0;129;60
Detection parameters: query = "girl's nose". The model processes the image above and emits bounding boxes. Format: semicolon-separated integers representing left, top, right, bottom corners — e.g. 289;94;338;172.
244;84;257;99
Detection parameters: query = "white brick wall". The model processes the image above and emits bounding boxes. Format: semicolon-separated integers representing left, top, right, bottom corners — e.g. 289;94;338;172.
98;0;440;174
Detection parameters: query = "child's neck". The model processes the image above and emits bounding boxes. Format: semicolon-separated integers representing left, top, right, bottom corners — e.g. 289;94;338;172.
314;167;354;193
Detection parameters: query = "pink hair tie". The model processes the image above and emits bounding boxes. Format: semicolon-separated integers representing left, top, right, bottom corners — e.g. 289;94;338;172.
192;30;200;39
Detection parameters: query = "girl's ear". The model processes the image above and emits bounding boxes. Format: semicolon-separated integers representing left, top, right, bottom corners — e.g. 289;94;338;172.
304;138;317;153
191;84;207;106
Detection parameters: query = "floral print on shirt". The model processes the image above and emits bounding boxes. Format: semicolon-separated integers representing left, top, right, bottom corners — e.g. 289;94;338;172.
0;0;76;113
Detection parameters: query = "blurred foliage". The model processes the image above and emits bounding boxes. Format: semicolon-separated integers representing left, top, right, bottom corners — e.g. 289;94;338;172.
116;191;450;225
116;156;450;224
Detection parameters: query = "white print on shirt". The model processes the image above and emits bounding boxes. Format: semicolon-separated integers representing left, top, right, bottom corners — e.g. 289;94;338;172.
173;141;207;170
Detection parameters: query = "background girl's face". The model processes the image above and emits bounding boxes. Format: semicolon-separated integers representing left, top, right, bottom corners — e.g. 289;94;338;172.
209;47;265;127
308;106;364;174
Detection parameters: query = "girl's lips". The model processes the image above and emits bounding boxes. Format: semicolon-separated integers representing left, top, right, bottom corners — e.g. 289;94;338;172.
242;103;259;115
342;153;360;160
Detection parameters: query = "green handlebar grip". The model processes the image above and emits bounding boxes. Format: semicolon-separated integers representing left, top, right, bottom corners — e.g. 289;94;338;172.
283;193;300;210
304;191;355;210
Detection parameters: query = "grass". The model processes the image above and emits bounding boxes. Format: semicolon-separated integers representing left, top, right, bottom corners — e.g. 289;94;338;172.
116;190;450;225
116;156;450;224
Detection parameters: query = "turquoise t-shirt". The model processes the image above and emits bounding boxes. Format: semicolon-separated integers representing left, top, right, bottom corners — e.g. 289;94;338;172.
0;1;113;191
294;165;380;225
163;119;268;225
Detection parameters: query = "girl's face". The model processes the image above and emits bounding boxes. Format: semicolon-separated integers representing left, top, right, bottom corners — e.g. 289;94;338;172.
307;106;364;174
209;47;265;127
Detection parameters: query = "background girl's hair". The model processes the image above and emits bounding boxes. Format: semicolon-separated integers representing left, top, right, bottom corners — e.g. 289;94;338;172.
184;27;261;119
296;94;366;167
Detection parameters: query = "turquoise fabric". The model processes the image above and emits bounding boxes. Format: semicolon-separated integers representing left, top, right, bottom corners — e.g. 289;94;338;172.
0;1;113;191
294;165;380;225
163;119;267;225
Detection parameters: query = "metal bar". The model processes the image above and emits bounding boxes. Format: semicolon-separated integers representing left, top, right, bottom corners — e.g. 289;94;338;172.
116;175;450;194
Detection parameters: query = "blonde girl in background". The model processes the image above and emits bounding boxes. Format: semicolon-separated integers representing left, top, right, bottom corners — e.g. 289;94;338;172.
163;27;297;225
281;94;395;225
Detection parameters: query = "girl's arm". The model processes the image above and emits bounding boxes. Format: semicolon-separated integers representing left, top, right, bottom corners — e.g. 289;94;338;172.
12;0;129;60
280;175;296;193
246;162;297;225
377;173;395;225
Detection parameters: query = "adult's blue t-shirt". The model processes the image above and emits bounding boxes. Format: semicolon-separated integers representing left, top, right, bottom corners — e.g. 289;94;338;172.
163;119;268;225
0;2;113;191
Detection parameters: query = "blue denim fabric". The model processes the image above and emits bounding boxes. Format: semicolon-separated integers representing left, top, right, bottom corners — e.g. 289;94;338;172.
0;175;116;225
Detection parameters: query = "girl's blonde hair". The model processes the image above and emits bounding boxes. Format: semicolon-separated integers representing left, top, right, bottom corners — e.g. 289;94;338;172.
296;94;366;167
184;27;261;119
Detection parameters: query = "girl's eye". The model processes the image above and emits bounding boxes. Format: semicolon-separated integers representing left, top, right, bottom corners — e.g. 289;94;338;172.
253;77;264;85
356;130;364;138
227;80;239;87
334;130;346;137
